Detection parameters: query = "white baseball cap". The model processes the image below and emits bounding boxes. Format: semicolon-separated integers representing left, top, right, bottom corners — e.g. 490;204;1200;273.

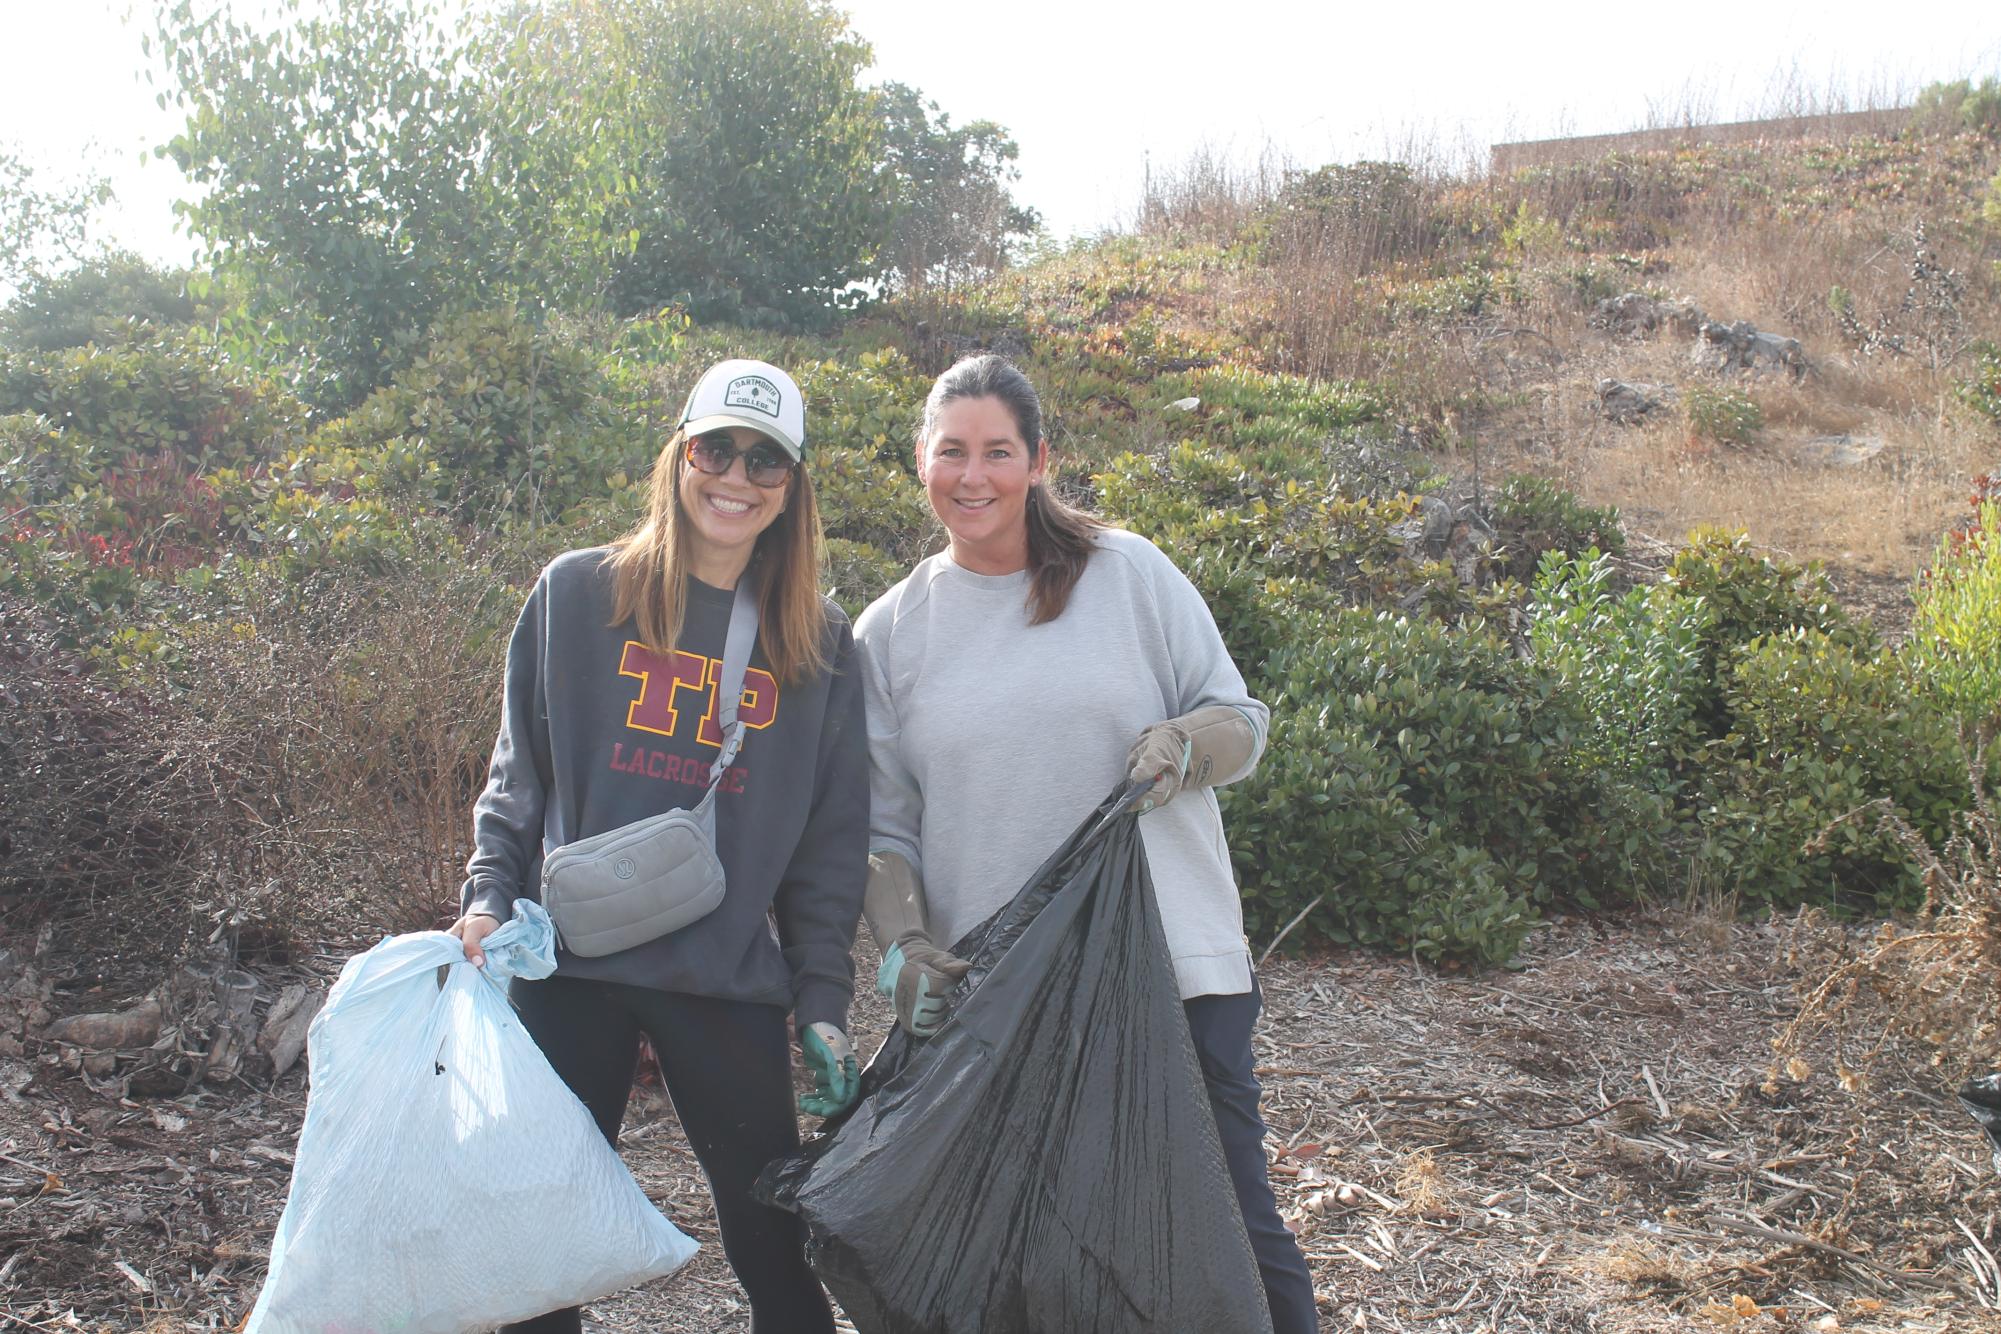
678;358;807;460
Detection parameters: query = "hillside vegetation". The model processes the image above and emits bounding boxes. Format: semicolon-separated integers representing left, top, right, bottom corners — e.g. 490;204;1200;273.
4;6;2000;985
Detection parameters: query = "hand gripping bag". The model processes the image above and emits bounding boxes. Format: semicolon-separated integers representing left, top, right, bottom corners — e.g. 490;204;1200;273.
246;901;697;1333
757;781;1273;1333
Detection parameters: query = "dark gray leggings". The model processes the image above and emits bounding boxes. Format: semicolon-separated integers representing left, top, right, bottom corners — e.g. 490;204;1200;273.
500;975;834;1334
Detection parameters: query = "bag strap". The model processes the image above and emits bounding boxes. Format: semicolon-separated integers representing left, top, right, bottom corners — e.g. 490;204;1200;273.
705;577;760;790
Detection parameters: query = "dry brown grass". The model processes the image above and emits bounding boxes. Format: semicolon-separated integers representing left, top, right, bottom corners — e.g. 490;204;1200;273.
1127;121;2001;593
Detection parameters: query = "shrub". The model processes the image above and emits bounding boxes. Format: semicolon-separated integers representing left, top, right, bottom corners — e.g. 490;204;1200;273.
0;326;304;474
1226;609;1654;966
1260;160;1442;269
6;528;534;964
0;252;203;353
1491;476;1624;582
304;309;650;524
809;444;934;615
1528;549;1710;786
1096;444;1485;672
1683;384;1762;446
1697;630;1969;910
1660;527;1875;739
1909;497;2001;729
1914;78;2001;137
0;331;307;639
1775;732;2001;1085
1957;340;2001;424
796;347;931;467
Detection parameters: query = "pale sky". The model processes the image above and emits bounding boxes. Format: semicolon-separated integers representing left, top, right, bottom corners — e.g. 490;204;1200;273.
1;0;1995;274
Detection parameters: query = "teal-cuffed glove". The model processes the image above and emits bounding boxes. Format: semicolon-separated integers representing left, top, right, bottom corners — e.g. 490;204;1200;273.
798;1022;860;1118
876;940;971;1037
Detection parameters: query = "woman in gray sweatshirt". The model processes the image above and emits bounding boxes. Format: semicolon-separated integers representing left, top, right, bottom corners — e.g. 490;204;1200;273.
450;359;866;1334
855;354;1319;1333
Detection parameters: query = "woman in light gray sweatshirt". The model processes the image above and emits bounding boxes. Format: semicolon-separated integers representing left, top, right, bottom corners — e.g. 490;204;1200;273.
855;354;1319;1333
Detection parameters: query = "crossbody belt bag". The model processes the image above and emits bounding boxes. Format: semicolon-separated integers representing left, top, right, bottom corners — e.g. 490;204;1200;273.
540;580;758;957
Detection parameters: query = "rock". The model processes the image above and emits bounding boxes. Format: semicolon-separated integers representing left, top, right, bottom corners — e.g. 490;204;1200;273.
1392;494;1497;591
1592;292;1703;339
1798;434;1887;467
45;995;164;1051
1390;495;1456;557
257;983;325;1081
1694;320;1806;379
1597;378;1672;424
1166;396;1201;412
81;1050;118;1077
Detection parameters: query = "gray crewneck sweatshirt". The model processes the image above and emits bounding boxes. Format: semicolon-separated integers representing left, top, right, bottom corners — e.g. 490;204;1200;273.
462;548;867;1031
856;528;1267;999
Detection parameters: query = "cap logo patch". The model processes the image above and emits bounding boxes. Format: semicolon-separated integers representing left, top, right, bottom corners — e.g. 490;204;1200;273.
724;375;782;419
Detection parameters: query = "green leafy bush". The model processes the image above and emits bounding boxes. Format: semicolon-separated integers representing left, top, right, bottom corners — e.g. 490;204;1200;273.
1684;384;1762;446
1528;549;1709;785
1225;609;1654;966
1908;497;2001;729
304;309;649;524
1492;475;1624;581
1660;527;1875;738
809;444;934;615
0;330;307;638
1698;630;1969;909
0;253;204;353
0;326;304;474
796;347;931;467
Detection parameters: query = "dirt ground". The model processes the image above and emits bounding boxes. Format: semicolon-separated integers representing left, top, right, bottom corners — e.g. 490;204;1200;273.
3;911;1998;1334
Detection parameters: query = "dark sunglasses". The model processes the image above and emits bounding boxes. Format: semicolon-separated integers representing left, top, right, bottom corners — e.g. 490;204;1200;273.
686;431;797;488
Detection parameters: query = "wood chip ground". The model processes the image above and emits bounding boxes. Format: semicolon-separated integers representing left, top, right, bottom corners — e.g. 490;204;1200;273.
3;911;1996;1333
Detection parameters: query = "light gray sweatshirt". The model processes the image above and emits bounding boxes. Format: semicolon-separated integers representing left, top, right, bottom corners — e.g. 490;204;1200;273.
856;527;1267;999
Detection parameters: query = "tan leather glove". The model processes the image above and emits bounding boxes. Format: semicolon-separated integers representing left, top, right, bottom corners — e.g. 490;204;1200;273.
864;852;972;1037
1127;705;1258;813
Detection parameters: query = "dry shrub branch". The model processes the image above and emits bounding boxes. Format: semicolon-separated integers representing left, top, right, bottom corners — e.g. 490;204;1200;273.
1;534;523;975
1776;728;2001;1084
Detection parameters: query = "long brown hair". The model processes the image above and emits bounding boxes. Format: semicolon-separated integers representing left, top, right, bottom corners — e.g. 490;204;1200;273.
920;354;1106;624
605;429;830;684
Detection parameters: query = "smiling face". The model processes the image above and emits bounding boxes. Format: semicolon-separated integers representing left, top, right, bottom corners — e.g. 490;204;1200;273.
675;425;792;586
918;394;1047;576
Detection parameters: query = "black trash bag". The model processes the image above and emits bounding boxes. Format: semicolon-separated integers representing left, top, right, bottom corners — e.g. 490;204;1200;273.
1960;1073;2001;1176
757;780;1273;1333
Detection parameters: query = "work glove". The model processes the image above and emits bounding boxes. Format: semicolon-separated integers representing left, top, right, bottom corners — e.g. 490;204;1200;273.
798;1022;860;1118
1127;705;1259;814
864;852;972;1038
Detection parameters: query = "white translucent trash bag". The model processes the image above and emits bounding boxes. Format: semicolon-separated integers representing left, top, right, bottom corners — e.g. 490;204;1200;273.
246;901;698;1333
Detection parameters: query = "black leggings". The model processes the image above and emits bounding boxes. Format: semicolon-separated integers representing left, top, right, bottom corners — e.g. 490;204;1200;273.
501;976;834;1334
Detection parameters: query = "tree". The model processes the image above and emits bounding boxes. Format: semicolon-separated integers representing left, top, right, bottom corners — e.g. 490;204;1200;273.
155;0;610;408
0;144;110;293
525;0;891;327
874;82;1040;293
